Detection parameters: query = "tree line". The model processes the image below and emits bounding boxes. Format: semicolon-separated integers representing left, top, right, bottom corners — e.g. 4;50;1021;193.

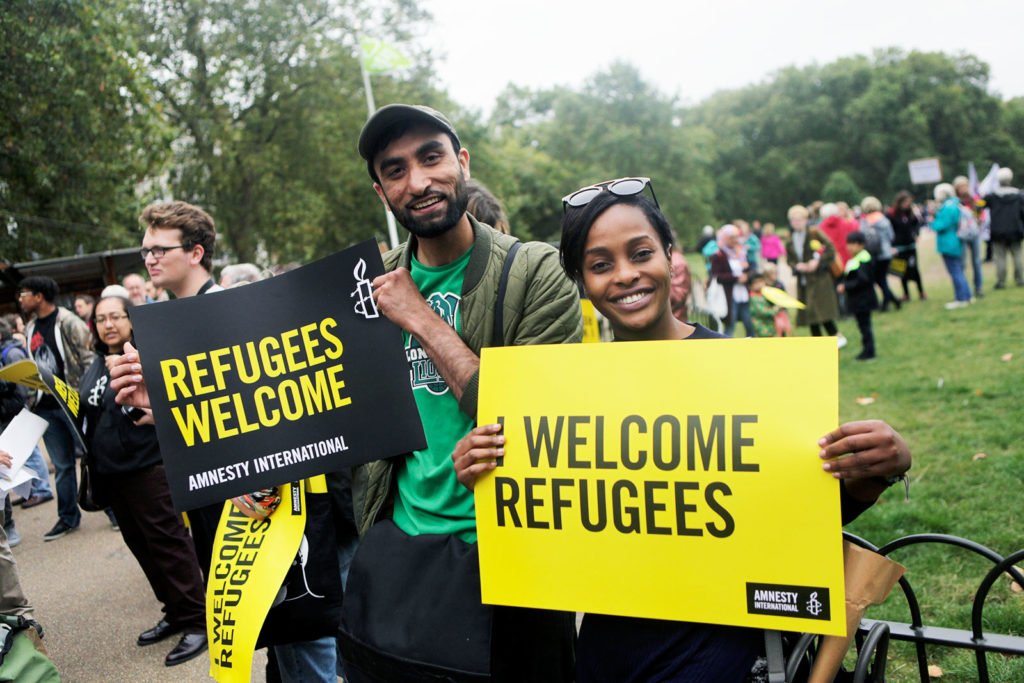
3;0;1023;264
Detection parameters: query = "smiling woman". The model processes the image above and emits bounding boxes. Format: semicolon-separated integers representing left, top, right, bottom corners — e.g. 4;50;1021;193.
451;177;913;682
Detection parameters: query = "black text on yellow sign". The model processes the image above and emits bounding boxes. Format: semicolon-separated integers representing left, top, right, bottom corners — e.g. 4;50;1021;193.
161;318;353;447
492;414;763;537
476;339;846;636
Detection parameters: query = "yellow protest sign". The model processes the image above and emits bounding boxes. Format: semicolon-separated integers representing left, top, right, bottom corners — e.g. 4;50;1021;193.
0;359;48;393
476;337;846;636
580;299;601;343
207;479;309;682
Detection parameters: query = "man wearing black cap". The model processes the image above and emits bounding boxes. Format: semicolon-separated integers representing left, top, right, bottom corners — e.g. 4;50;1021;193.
339;104;582;682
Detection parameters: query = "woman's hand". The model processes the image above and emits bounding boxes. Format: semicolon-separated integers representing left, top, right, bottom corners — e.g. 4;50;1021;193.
452;423;504;491
818;420;911;501
109;342;152;409
0;450;11;471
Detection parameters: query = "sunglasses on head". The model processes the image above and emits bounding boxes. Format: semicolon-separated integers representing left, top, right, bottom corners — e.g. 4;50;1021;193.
561;177;659;212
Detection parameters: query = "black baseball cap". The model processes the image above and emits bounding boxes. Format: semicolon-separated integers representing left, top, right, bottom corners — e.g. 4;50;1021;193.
358;104;460;174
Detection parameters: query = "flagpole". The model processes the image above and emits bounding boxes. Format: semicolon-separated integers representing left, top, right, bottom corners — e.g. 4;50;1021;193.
358;35;400;249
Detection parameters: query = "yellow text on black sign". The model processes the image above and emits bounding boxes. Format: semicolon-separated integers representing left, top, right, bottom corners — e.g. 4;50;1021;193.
160;318;352;446
492;414;760;538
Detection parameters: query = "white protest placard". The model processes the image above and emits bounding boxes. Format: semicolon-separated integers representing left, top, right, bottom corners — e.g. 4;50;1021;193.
908;158;942;185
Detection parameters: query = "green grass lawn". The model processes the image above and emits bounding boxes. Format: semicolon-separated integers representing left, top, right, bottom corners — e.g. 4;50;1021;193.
687;242;1023;680
834;246;1024;682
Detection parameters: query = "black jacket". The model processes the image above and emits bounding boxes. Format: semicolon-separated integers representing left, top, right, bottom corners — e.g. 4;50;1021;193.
984;187;1024;244
843;253;879;314
79;356;161;474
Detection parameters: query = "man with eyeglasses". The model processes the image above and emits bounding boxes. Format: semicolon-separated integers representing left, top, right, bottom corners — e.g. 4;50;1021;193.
17;276;95;541
336;104;582;682
116;201;348;675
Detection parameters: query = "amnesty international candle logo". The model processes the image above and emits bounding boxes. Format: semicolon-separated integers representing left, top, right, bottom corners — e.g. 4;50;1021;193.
131;240;426;511
350;259;379;320
475;338;847;636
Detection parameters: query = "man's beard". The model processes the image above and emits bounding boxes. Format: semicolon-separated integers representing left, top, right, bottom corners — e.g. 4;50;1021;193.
389;172;469;239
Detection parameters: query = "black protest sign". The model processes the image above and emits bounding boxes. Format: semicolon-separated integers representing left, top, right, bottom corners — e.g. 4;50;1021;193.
130;240;425;510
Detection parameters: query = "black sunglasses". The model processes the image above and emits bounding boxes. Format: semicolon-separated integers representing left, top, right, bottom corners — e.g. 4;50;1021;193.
561;177;659;211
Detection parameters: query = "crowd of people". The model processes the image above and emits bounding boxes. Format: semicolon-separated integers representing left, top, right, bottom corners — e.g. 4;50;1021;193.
687;171;1024;362
18;101;1024;682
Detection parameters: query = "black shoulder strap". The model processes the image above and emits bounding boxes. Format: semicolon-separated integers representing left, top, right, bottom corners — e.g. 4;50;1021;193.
492;241;522;348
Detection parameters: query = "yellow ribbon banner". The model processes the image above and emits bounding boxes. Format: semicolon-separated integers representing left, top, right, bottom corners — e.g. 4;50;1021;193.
207;478;311;682
476;337;846;636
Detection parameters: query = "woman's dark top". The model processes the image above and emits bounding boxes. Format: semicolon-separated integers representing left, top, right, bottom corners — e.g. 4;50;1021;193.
79;355;161;474
887;208;921;249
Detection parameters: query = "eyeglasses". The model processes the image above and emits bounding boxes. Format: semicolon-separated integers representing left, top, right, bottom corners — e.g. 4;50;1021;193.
95;312;130;325
562;177;658;211
140;245;187;260
16;291;36;299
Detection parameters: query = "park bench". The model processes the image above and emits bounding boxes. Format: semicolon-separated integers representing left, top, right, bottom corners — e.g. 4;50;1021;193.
844;532;1024;682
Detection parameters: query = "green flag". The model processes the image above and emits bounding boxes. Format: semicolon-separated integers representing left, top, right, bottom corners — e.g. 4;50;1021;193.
359;36;411;74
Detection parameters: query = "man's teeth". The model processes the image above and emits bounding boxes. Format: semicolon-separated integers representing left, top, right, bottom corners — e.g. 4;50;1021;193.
617;292;646;304
411;196;442;210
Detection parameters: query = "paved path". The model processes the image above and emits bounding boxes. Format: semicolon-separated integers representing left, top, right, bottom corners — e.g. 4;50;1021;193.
9;491;269;682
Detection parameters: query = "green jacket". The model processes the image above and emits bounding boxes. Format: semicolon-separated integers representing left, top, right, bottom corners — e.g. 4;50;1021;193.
353;216;583;534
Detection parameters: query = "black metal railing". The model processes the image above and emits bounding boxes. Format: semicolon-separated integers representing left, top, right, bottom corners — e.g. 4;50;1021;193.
844;532;1024;682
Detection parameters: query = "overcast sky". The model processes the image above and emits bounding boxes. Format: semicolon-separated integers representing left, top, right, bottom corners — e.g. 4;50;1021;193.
417;0;1023;116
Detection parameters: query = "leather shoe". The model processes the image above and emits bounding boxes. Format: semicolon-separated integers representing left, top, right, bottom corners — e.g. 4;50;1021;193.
137;619;182;646
21;494;54;509
165;632;207;667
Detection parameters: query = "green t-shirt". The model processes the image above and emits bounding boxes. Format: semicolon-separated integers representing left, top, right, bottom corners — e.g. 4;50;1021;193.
392;247;478;542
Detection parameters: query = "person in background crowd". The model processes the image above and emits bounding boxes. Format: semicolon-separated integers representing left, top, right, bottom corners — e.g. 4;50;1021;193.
736;219;761;274
818;203;853;266
218;263;263;288
786;205;844;345
465;179;511;235
695;224;716;255
669;244;692;322
18;276;95;541
73;294;95;322
859;197;900;312
982;167;1024;289
0;319;55;542
931;183;972;309
709;224;753;337
886;191;926;301
455;180;912;681
807;200;824;226
79;294;208;666
838;232;878;361
747;273;779;337
762;263;792;336
145;280;169;302
700;226;720;277
759;223;784;265
953;176;984;299
123;273;151;306
1;314;26;348
74;293;96;338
